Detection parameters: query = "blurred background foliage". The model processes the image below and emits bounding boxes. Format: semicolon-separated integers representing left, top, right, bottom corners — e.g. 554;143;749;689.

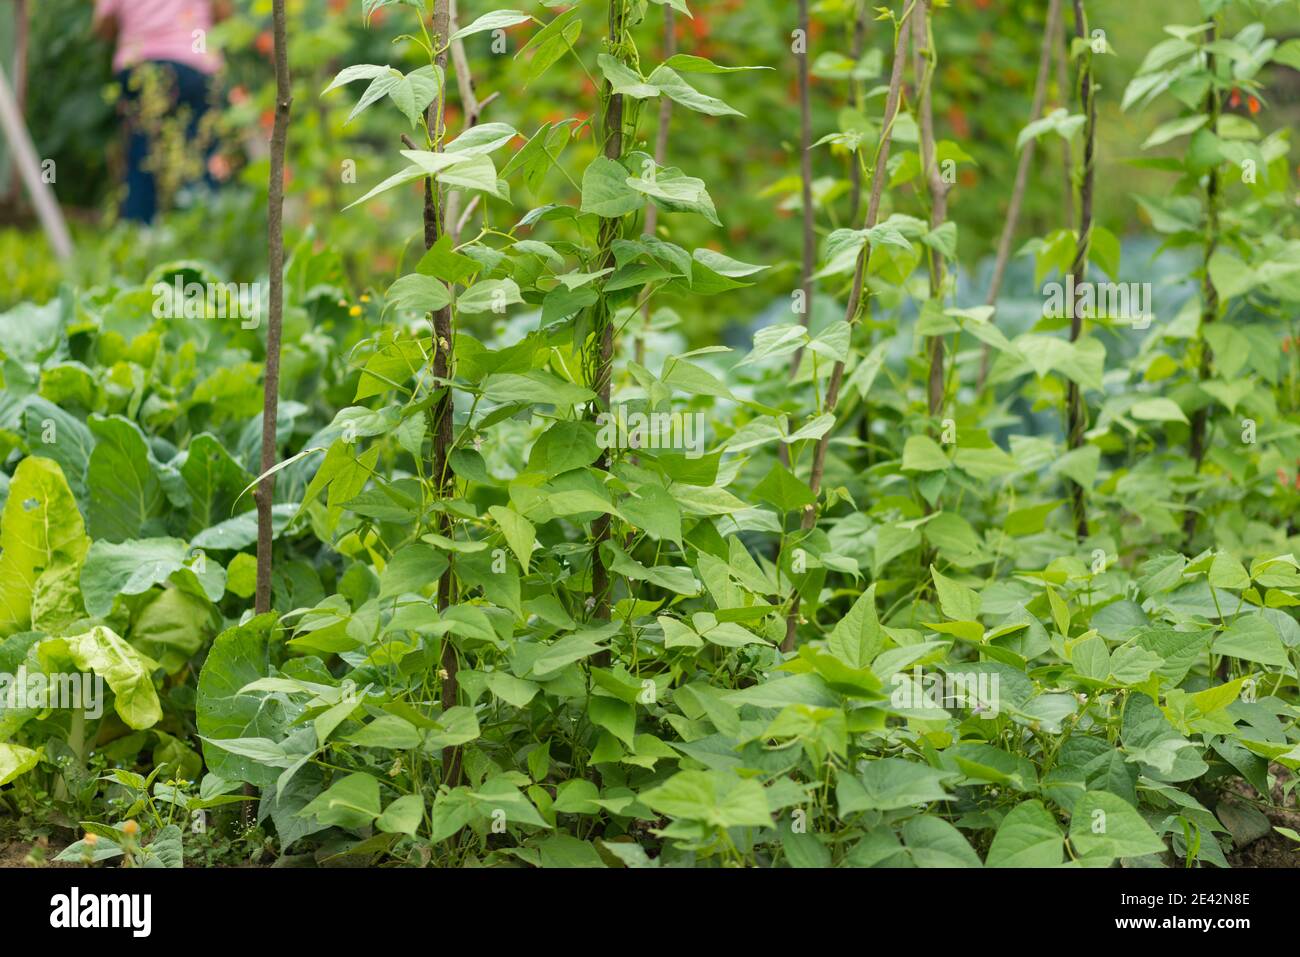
1;0;1297;341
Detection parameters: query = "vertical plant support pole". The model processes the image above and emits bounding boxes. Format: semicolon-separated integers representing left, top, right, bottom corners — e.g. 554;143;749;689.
13;0;24;103
445;0;484;245
977;0;1063;393
783;7;911;652
1064;0;1095;542
912;0;949;420
849;2;870;452
0;66;70;259
788;0;815;377
1185;20;1220;542
1057;12;1075;231
847;1;868;225
255;0;291;615
425;0;462;785
10;0;27;201
589;0;631;629
636;3;674;367
447;0;480;130
249;0;291;828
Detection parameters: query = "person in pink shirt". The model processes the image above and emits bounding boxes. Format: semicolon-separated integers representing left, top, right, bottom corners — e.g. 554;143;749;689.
92;0;234;223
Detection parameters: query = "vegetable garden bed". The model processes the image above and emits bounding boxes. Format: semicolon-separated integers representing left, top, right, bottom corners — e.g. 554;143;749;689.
1;0;1300;872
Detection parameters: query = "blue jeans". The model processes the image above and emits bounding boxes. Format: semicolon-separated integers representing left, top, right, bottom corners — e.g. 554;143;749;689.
116;61;219;224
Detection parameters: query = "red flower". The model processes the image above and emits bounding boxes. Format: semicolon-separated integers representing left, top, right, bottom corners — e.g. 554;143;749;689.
947;106;970;139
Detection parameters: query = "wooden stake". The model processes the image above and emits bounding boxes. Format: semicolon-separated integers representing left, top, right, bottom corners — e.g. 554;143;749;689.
254;0;292;614
783;8;912;652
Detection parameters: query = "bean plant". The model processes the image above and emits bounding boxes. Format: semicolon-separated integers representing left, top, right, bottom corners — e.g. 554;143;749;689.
0;0;1298;869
